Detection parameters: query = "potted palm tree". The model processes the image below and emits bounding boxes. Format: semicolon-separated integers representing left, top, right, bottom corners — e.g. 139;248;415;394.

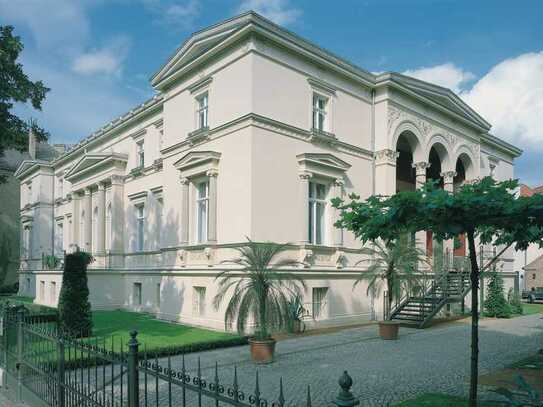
355;236;427;340
213;239;305;363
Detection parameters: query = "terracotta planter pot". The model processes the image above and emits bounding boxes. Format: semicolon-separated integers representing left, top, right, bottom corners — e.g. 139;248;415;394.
249;337;276;364
379;321;400;340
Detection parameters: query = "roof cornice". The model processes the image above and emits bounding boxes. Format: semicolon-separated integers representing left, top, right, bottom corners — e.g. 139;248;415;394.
14;160;53;180
481;133;522;158
52;95;163;167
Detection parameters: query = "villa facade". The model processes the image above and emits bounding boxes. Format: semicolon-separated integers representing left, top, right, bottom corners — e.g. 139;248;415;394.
15;12;521;331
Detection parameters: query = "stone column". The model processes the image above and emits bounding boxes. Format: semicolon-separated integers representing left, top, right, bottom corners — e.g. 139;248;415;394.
374;149;399;196
207;169;218;243
412;162;430;259
110;175;125;255
179;177;190;245
83;187;92;252
71;193;80;251
298;172;312;245
332;179;345;247
441;170;457;268
96;182;106;254
413;161;431;189
441;171;457;194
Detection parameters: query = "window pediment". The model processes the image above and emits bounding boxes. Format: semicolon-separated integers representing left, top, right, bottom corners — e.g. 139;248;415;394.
65;152;128;184
174;151;221;179
297;153;350;179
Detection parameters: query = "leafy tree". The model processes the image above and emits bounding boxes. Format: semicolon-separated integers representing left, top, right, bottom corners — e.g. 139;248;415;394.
354;238;427;319
333;177;543;406
58;251;93;337
0;25;49;180
484;272;512;318
213;239;305;339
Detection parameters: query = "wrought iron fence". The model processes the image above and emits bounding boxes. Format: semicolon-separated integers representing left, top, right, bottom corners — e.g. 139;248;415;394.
0;305;360;407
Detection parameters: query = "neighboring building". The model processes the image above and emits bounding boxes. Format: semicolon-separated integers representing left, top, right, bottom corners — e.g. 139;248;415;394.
515;184;543;290
0;137;63;285
524;255;543;292
15;12;522;330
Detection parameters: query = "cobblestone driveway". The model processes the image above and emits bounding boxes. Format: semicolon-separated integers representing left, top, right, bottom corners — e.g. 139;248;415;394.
157;313;543;406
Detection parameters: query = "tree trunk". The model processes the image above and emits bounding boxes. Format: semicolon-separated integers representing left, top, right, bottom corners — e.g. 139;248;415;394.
386;269;393;319
259;295;267;339
466;229;479;407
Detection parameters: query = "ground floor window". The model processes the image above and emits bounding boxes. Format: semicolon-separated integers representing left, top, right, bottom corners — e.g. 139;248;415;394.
133;282;142;306
50;281;56;302
156;283;161;308
39;281;45;301
312;287;328;320
193;286;206;316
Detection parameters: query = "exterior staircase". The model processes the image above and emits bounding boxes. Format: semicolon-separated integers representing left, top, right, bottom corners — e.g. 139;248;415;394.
389;270;471;328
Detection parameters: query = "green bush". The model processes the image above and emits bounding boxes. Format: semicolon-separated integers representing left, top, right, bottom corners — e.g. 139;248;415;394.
58;251;93;337
507;288;524;315
484;272;512;318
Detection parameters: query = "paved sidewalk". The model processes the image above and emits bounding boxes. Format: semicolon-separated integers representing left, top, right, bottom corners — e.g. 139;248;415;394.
155;314;543;406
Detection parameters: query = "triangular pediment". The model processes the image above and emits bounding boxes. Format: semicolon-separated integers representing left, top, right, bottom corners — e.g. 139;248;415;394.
65;152;127;182
151;14;252;88
297;153;351;173
174;151;221;172
388;73;491;131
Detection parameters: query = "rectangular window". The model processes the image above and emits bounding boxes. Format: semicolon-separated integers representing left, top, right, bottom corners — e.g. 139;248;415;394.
58;178;63;197
134;282;142;306
137;141;145;168
50;281;56;303
196;93;208;129
312;287;328;320
55;223;63;255
40;281;45;300
192;286;206;316
157;198;163;249
308;182;327;245
196;181;209;243
136;205;145;252
156;283;161;308
27;184;32;205
312;94;328;131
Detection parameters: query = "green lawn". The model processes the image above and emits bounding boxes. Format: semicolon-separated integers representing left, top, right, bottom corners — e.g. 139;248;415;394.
521;303;543;316
91;310;239;352
393;393;501;406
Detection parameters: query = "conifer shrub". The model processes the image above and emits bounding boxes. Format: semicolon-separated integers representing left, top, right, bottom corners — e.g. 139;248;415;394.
484;272;512;318
58;251;93;337
507;287;524;315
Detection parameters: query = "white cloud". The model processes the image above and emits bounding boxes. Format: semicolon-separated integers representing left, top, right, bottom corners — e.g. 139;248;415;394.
0;1;150;144
238;0;302;25
142;0;201;29
0;0;90;57
403;63;475;93
462;52;543;148
404;52;543;152
72;37;131;76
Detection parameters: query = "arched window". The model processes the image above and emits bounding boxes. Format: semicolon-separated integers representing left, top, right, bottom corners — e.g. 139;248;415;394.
105;203;112;252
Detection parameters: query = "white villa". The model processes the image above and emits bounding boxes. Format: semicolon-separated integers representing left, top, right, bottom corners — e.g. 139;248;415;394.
15;12;521;331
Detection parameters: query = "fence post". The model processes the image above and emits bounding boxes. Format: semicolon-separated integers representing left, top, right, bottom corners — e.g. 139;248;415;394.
1;305;7;389
332;371;359;407
127;330;139;407
57;336;65;407
16;308;24;402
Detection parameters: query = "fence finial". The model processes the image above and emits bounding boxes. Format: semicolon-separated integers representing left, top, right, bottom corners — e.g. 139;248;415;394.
333;371;359;407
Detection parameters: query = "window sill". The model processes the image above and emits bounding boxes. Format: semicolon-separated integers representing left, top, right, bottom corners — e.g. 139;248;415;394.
310;128;336;145
129;166;145;177
188;127;210;144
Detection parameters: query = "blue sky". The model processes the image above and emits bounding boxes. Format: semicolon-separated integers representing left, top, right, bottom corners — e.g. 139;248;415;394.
1;0;542;185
